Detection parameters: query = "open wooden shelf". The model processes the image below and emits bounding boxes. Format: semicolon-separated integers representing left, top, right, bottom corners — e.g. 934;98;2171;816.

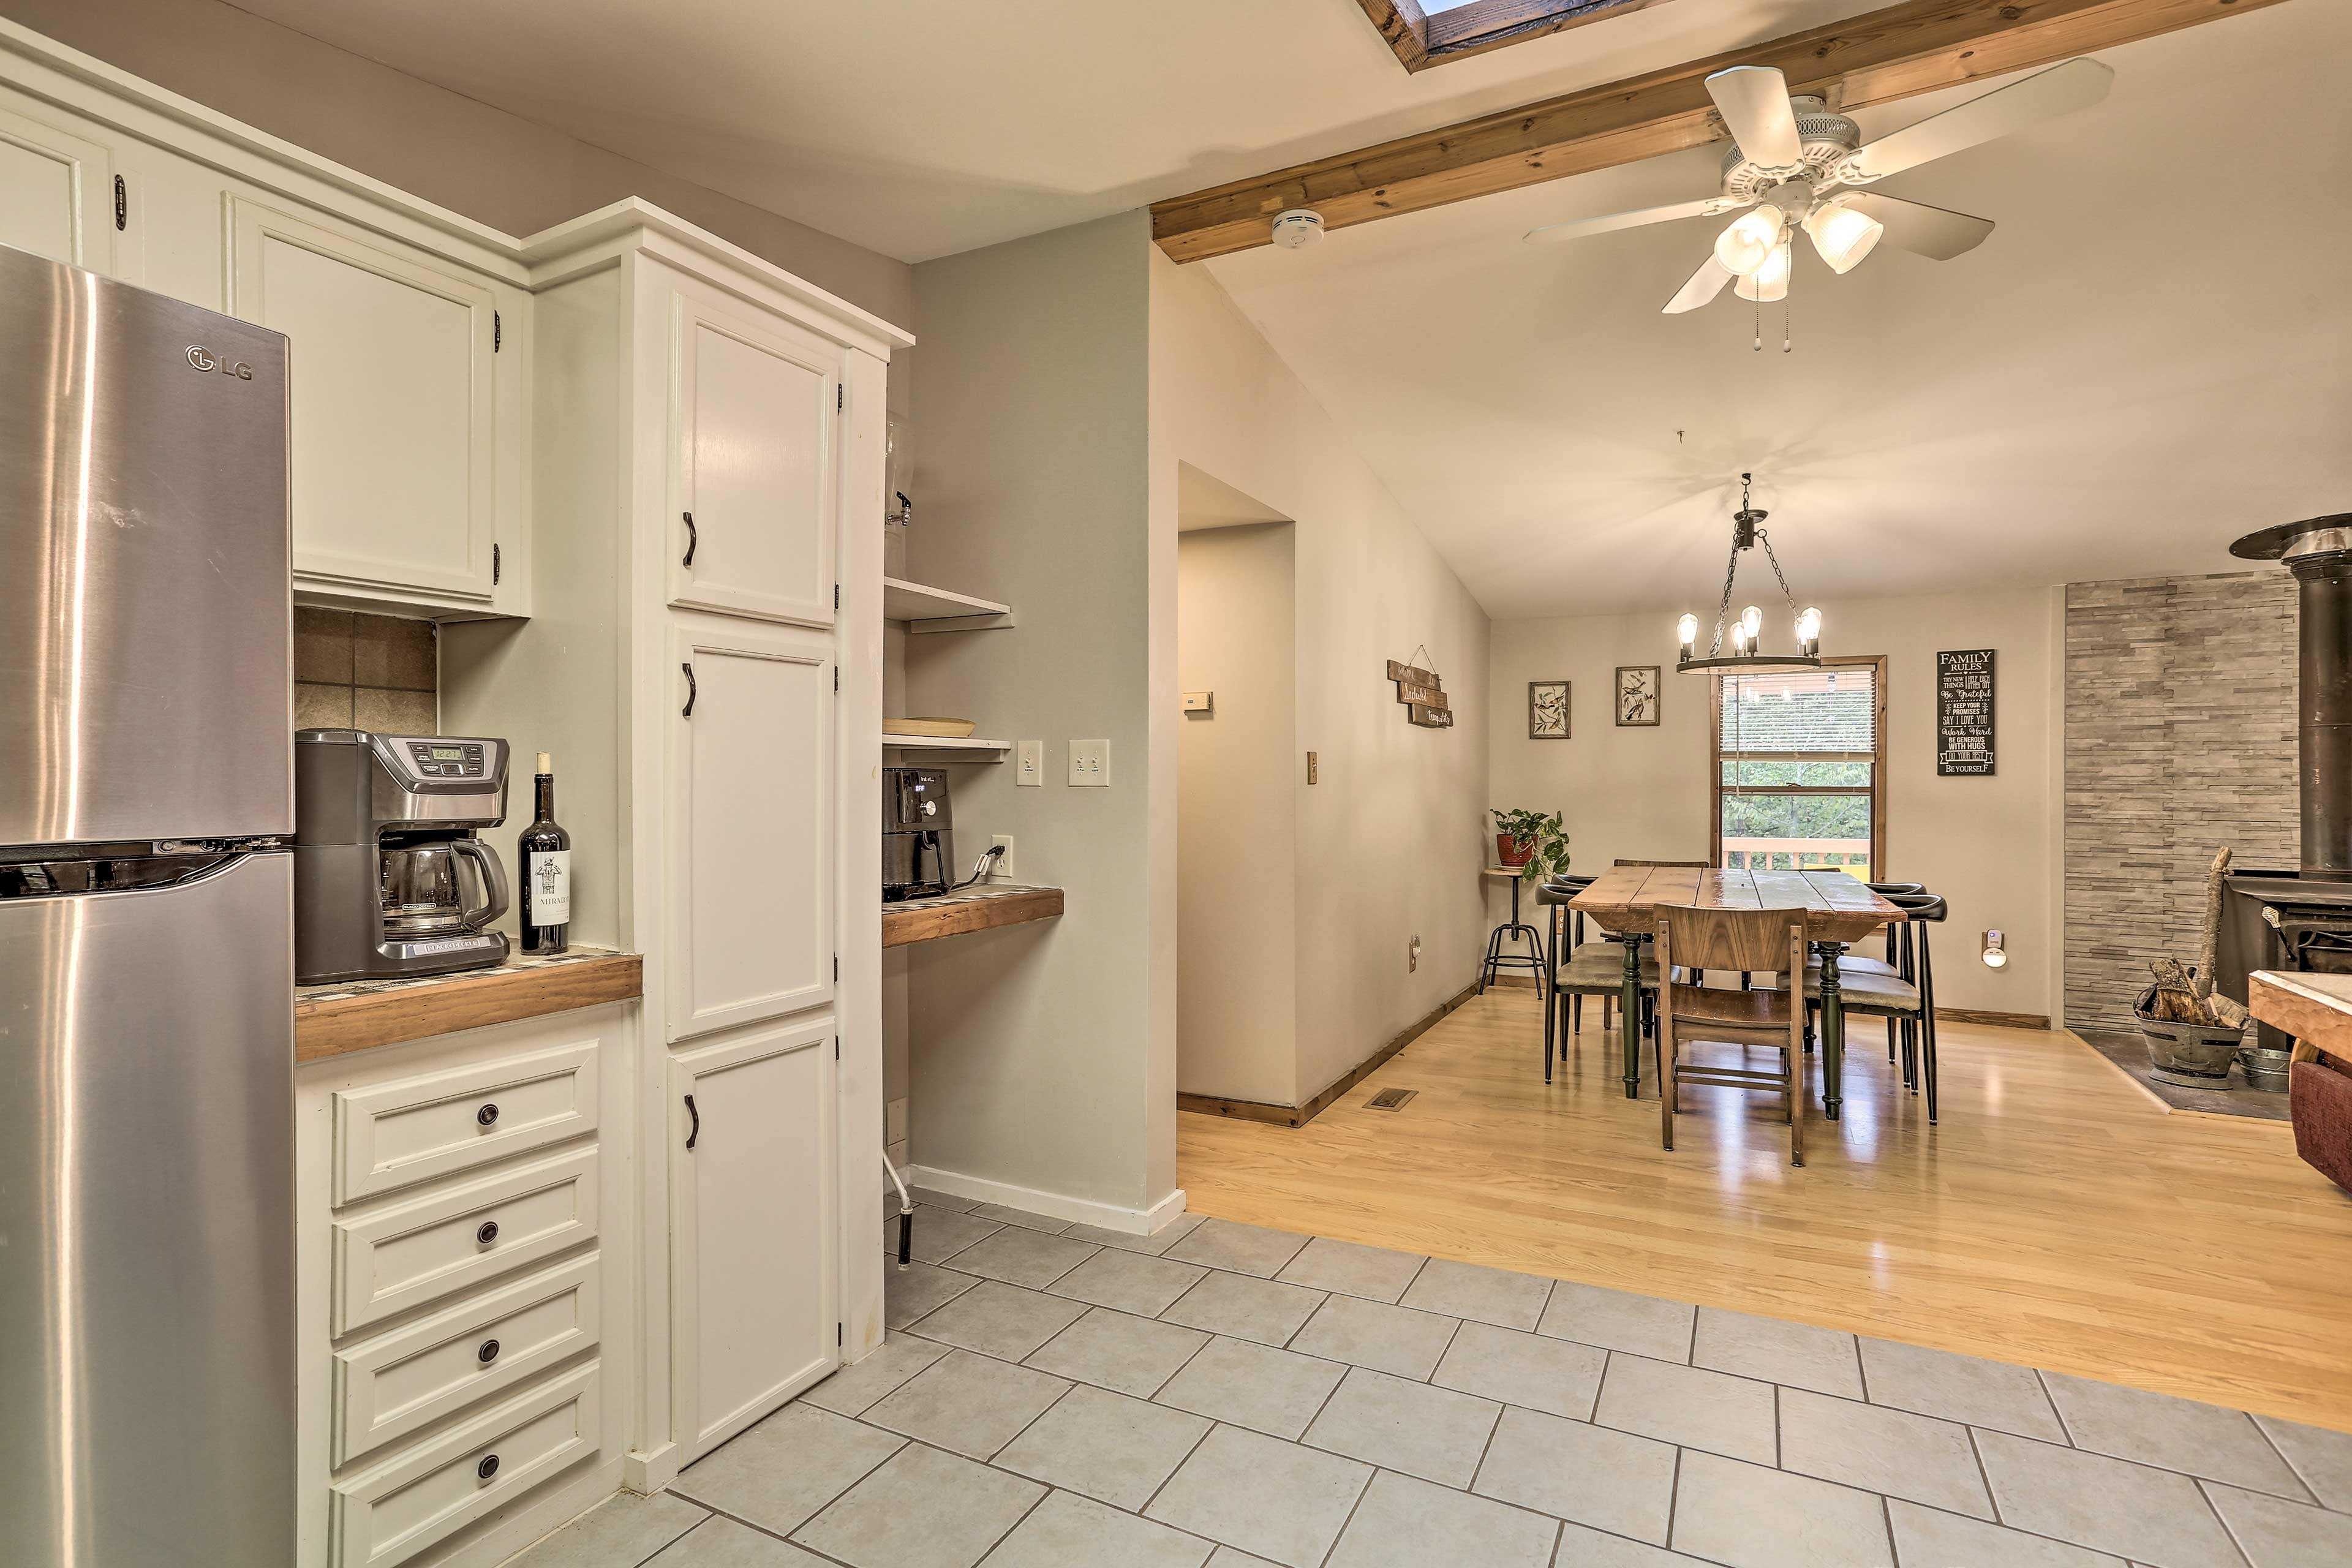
883;884;1064;947
884;576;1014;631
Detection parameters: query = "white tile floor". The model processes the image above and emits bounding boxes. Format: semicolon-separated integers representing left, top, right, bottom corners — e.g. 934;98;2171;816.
509;1202;2352;1568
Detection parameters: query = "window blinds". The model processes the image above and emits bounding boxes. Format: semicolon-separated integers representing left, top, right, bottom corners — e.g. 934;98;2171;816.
1717;665;1877;756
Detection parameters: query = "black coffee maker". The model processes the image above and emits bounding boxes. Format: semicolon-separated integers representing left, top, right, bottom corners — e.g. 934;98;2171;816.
884;767;954;900
294;729;510;983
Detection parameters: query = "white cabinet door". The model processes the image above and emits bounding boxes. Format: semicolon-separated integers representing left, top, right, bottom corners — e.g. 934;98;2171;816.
667;295;840;628
666;622;835;1042
669;1019;840;1460
0;96;115;274
230;198;499;602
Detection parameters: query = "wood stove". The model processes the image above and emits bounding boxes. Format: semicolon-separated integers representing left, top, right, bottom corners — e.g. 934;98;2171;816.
2220;514;2352;1053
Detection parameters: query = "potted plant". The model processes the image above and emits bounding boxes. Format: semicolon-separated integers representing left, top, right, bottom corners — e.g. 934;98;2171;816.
1491;808;1571;881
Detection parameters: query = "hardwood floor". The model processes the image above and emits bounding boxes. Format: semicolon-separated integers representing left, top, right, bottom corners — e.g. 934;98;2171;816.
1178;989;2352;1433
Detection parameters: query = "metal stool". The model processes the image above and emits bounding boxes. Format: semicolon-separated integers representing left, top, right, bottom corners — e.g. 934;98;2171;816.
1481;869;1548;999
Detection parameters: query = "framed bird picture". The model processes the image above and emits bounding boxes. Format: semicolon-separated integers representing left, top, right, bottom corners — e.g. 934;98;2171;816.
1528;680;1570;739
1615;666;1661;727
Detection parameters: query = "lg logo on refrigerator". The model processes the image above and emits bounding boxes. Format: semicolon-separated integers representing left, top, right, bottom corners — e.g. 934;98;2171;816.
184;345;254;380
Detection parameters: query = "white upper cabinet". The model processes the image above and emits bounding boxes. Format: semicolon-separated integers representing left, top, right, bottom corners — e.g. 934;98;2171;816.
229;198;513;609
666;621;835;1042
668;296;840;628
0;94;114;274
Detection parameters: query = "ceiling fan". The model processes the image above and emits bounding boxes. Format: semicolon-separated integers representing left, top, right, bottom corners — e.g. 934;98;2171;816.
1523;58;2114;313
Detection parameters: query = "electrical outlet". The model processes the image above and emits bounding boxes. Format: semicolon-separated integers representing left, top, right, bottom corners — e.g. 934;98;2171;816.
990;834;1014;881
1069;739;1110;786
1016;740;1042;786
1409;935;1421;973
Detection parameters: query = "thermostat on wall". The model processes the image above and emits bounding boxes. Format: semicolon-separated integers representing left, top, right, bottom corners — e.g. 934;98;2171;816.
1183;691;1214;714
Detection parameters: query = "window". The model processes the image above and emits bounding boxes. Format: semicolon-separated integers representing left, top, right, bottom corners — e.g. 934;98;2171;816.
1711;657;1886;880
1352;0;1673;74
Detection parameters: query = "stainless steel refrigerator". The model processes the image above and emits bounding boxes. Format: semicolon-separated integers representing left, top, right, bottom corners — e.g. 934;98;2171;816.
0;244;296;1563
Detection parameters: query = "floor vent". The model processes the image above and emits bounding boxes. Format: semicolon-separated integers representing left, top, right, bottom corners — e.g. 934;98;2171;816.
1365;1087;1418;1112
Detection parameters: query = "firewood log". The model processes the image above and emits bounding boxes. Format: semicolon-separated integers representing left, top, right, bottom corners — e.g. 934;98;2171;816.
2195;847;2233;1000
2208;993;2251;1030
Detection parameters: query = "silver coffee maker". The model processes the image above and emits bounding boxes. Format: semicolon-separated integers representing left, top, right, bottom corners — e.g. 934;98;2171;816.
295;728;511;983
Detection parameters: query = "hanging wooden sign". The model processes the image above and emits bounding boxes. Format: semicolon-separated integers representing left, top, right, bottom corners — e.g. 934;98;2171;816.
1389;655;1452;728
1937;649;1996;775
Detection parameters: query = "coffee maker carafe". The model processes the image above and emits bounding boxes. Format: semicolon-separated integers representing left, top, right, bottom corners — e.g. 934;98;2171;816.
295;729;511;983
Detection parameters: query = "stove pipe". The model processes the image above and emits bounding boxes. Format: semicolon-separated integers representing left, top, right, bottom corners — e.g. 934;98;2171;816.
2231;513;2352;880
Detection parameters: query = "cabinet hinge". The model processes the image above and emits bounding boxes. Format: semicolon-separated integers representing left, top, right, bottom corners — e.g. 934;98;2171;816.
494;310;502;353
833;953;839;982
834;583;840;611
837;1322;843;1347
834;1036;840;1060
833;666;839;693
492;543;501;585
837;384;843;413
113;175;126;232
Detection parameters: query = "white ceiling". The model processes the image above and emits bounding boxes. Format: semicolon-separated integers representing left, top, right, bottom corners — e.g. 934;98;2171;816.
1204;1;2352;618
216;0;1893;262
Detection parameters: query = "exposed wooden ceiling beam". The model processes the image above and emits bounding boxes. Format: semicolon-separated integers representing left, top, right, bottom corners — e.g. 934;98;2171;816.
1157;0;2290;262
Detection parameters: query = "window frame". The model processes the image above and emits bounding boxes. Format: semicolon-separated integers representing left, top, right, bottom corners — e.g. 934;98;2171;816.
1707;654;1888;878
1350;0;1678;74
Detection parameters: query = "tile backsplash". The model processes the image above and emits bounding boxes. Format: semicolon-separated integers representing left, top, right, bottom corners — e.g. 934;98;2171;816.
295;608;437;733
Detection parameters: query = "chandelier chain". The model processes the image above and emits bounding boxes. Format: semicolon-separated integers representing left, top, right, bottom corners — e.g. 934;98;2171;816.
1757;529;1803;616
1708;540;1740;657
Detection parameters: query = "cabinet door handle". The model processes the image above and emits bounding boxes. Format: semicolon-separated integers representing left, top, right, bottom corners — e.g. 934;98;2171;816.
684;1093;699;1151
476;1102;499;1128
682;510;696;568
477;1338;501;1366
680;662;696;718
476;1453;500;1483
476;1220;500;1247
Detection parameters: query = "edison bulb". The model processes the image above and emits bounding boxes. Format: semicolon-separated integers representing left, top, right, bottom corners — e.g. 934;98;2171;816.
1740;605;1763;641
1676;613;1698;645
1730;622;1749;654
1804;198;1884;275
1713;206;1784;277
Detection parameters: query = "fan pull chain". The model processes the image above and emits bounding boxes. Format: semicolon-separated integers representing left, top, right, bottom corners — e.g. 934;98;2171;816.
1753;298;1762;354
1783;298;1793;355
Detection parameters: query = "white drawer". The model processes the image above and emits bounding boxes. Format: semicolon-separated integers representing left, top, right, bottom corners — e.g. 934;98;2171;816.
333;1147;599;1335
333;1254;601;1466
334;1039;600;1205
331;1362;600;1568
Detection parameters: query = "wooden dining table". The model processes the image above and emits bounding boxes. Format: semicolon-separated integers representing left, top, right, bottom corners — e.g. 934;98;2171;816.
1569;865;1908;1120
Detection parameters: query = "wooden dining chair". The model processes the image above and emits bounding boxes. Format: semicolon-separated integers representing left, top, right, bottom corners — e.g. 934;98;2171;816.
1656;905;1808;1167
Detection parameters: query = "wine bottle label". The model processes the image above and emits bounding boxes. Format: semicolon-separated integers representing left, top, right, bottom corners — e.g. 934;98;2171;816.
527;850;571;925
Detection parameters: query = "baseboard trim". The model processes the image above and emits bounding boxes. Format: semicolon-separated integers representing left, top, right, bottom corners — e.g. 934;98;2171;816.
905;1163;1186;1237
1176;980;1480;1130
624;1442;680;1496
1937;1007;2050;1030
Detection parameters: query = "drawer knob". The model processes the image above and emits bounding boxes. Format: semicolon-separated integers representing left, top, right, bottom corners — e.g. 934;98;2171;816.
477;1102;500;1128
476;1453;500;1483
476;1221;500;1247
477;1338;501;1366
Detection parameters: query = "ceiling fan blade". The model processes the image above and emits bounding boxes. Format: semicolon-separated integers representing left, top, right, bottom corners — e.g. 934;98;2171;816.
1844;194;1996;260
1705;66;1804;170
1524;197;1744;246
1845;58;2115;181
1662;254;1736;314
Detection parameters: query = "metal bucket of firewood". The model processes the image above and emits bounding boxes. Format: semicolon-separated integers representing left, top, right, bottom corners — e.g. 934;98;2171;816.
2135;984;2247;1088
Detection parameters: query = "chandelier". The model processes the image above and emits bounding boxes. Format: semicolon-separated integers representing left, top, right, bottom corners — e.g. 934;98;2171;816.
1675;474;1822;675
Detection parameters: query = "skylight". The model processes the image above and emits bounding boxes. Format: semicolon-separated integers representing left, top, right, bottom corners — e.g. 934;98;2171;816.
1352;0;1671;74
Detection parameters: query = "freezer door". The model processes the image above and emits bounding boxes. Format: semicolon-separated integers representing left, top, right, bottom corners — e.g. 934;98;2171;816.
0;851;295;1566
0;244;292;846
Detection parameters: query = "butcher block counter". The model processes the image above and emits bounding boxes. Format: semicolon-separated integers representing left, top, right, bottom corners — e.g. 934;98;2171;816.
2249;970;2352;1060
294;946;643;1061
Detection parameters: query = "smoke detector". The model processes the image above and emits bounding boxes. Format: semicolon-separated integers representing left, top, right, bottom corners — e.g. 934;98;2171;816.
1270;209;1325;249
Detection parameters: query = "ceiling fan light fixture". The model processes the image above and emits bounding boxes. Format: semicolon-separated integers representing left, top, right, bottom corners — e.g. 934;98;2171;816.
1713;205;1783;277
1733;239;1793;302
1804;198;1883;275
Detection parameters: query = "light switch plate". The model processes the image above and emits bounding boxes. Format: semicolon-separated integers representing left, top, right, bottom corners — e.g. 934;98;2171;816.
1016;740;1042;786
1069;739;1110;786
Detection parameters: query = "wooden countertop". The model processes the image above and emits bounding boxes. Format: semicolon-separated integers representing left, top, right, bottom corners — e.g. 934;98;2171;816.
295;947;643;1063
883;884;1064;948
2250;970;2352;1061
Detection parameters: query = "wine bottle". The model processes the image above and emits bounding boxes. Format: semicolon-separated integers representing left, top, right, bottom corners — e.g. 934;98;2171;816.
519;751;571;954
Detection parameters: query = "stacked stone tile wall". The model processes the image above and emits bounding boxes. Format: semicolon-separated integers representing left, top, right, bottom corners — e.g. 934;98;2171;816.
2064;572;2297;1028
